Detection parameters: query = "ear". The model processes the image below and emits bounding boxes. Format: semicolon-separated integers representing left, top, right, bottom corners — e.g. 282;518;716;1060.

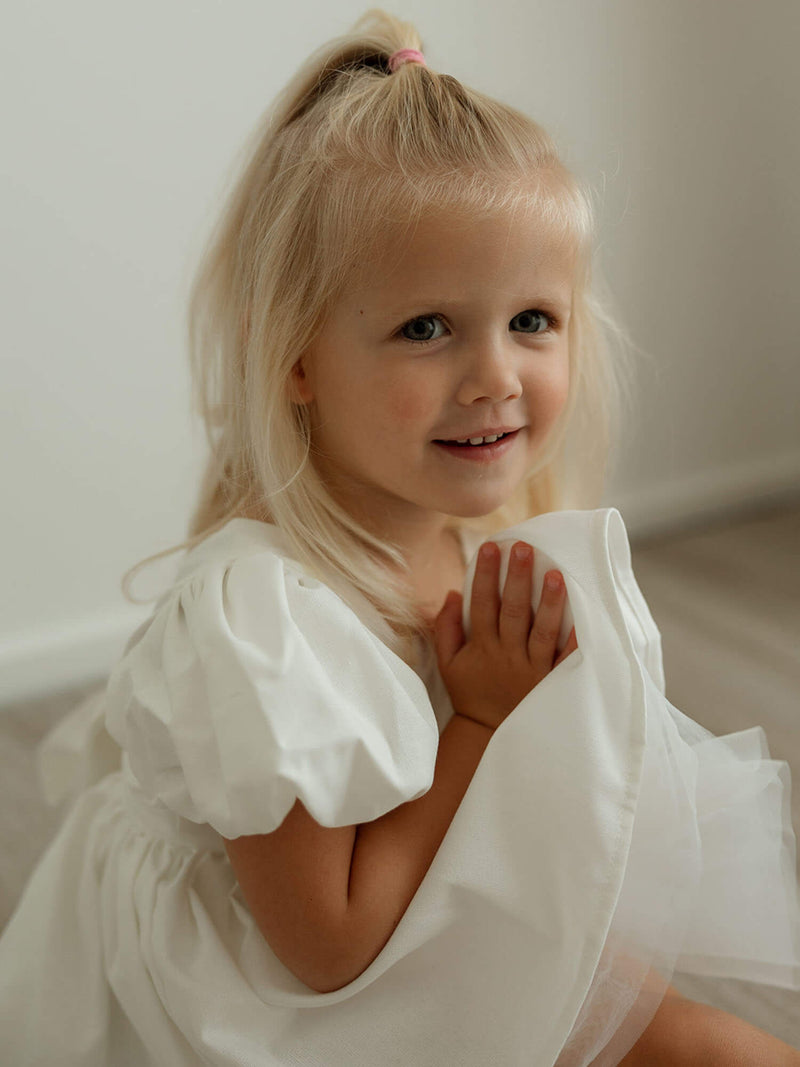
289;358;314;405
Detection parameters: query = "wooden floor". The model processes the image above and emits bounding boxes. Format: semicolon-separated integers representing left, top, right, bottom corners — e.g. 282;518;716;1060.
1;501;798;1047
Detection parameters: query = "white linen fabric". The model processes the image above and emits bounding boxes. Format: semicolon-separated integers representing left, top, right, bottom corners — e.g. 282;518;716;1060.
1;509;798;1067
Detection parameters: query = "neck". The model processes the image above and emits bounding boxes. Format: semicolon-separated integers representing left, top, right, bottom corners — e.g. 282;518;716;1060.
402;525;467;632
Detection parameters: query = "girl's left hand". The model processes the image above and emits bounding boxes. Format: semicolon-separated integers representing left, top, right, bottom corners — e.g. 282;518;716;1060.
431;541;578;730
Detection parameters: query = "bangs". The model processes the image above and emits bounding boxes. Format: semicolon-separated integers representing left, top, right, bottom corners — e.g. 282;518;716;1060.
310;161;593;309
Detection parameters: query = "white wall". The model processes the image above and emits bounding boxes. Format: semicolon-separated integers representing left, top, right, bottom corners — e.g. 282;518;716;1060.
2;0;799;702
598;0;800;530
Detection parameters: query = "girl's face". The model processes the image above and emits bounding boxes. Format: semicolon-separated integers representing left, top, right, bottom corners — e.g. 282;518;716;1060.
292;204;575;543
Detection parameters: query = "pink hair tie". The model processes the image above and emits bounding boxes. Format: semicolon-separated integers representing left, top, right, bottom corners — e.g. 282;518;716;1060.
388;48;427;73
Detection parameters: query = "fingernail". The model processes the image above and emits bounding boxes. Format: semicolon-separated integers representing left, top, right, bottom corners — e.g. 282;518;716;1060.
545;572;562;591
480;542;496;560
513;543;532;561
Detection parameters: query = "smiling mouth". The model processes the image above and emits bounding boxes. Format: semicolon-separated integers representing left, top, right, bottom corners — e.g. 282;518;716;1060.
432;429;521;461
434;430;515;447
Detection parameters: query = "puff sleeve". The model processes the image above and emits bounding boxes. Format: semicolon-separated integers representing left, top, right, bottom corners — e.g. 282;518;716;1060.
104;549;440;840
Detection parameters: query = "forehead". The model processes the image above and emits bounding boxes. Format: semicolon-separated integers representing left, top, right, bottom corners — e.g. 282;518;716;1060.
346;203;578;309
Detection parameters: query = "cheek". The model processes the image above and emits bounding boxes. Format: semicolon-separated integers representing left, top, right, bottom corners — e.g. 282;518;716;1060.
525;358;571;438
383;375;439;427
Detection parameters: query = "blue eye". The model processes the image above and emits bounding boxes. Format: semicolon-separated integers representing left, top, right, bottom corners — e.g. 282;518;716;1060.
400;316;447;342
510;310;551;334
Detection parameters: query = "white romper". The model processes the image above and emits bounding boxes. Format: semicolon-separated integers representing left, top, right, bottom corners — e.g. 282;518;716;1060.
0;508;798;1066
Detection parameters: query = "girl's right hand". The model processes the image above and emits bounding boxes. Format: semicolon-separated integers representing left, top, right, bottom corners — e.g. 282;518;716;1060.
432;541;578;732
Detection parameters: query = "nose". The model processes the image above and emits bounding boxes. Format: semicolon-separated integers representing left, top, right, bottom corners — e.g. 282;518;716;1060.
456;335;523;405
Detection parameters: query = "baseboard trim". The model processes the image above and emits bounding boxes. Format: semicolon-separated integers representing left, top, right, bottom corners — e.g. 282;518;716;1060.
609;449;800;542
1;604;149;707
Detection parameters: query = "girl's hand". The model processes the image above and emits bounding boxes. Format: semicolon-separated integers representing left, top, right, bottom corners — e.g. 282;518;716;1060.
432;541;578;732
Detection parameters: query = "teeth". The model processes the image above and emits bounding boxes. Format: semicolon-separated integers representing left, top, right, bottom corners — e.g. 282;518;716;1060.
455;433;504;445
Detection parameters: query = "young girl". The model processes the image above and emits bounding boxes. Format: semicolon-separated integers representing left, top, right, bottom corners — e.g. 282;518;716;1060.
1;10;799;1066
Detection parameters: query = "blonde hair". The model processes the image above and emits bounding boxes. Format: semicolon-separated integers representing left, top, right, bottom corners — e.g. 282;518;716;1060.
123;9;633;667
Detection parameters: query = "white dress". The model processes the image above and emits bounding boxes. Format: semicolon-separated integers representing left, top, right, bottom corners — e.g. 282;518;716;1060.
1;508;798;1067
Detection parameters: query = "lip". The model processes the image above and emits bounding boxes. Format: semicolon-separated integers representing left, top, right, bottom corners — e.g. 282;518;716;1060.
433;426;520;443
433;428;521;462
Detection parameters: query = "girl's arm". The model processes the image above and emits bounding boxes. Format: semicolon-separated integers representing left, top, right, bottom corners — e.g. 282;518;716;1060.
224;711;493;993
225;543;575;993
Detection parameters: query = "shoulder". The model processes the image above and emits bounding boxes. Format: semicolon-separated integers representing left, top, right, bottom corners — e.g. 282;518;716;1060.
164;517;387;638
171;516;308;594
130;518;368;662
104;518;439;838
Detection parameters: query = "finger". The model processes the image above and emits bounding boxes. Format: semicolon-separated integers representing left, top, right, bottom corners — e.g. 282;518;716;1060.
498;542;534;647
528;570;567;666
469;542;501;638
554;626;578;667
432;590;464;666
